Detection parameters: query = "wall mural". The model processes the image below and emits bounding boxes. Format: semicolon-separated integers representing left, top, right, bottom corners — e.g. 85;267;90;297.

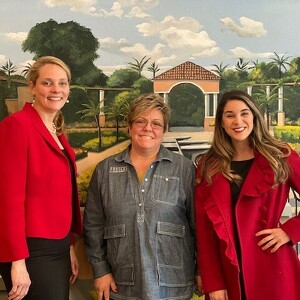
1;1;300;299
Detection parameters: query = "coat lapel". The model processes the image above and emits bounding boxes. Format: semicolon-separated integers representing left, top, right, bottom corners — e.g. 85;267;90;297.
24;102;69;157
239;151;274;198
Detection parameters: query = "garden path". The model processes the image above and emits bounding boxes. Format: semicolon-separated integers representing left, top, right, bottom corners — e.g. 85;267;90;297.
75;131;214;174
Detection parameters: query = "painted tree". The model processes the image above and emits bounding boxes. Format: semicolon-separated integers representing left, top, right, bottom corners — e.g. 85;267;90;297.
254;85;282;130
211;61;229;78
270;52;291;78
22;19;107;86
1;59;17;88
107;69;139;88
147;61;160;78
235;58;251;72
128;56;151;77
77;99;104;151
106;95;129;140
21;62;32;78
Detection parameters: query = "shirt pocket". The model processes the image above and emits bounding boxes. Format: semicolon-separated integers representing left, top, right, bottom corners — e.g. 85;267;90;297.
104;224;134;285
151;174;180;205
104;224;130;267
156;221;184;267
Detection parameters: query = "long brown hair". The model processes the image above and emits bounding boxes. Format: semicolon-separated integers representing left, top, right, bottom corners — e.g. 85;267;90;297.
197;90;291;185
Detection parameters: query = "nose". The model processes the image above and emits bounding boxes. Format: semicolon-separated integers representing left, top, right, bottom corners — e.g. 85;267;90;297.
51;84;61;93
233;115;242;124
143;121;153;130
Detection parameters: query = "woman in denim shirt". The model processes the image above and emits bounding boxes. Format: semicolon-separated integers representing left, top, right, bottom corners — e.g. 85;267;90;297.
84;93;200;300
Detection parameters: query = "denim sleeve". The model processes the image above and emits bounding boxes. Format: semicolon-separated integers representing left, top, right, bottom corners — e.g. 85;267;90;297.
83;163;111;278
184;161;196;233
183;161;197;273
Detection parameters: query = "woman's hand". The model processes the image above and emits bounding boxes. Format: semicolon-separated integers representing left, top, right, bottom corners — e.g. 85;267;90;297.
69;245;79;284
194;275;204;296
209;289;228;300
256;227;291;253
94;273;117;300
8;259;31;300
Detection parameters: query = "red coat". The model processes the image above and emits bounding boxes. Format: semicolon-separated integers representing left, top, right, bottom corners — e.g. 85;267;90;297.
0;102;82;262
195;150;300;300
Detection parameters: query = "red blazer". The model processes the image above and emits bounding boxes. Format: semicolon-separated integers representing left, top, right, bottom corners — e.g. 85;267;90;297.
0;103;82;262
195;150;300;300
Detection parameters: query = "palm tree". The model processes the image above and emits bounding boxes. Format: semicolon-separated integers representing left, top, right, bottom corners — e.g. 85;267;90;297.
270;52;291;78
147;61;160;78
77;99;104;151
211;61;229;79
254;85;283;130
1;59;17;88
21;62;32;78
235;58;251;72
106;97;129;140
128;56;151;77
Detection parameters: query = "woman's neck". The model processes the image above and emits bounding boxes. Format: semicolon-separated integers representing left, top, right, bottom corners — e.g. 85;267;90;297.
232;141;254;161
129;147;158;173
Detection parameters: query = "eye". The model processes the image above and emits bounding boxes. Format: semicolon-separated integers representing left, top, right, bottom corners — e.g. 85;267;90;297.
241;111;250;116
224;113;234;118
135;119;147;124
59;81;68;86
42;80;52;86
151;121;164;128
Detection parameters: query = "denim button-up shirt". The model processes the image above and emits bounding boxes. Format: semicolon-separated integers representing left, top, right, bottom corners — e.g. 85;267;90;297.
84;145;196;300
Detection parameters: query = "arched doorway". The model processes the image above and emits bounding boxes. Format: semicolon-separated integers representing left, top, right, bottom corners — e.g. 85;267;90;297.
153;61;220;131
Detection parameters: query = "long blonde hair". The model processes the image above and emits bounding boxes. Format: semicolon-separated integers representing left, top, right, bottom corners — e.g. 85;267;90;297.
197;90;291;185
27;56;71;135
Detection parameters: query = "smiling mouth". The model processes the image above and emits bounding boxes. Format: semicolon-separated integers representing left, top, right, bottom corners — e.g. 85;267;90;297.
233;127;246;132
48;96;63;101
140;135;153;139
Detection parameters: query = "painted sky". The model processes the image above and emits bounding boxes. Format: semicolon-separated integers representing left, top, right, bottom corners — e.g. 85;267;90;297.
1;0;300;77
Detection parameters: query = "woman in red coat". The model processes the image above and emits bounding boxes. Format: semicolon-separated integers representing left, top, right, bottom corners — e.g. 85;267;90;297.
0;56;82;299
195;90;300;300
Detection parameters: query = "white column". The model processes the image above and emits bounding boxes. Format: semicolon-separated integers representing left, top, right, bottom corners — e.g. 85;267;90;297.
213;93;218;117
99;89;105;115
163;93;169;105
205;94;210;117
266;85;270;97
247;86;253;95
278;86;283;111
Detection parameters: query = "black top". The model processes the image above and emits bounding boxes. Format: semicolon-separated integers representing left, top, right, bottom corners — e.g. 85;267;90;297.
230;158;254;300
230;158;254;205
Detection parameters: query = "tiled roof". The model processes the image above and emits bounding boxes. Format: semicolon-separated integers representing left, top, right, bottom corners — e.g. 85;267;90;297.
154;61;220;81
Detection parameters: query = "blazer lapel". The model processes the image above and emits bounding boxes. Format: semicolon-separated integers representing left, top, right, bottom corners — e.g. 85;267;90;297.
23;102;66;155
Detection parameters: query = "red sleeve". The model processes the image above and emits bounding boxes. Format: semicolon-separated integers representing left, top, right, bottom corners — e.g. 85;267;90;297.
281;150;300;244
0;115;29;262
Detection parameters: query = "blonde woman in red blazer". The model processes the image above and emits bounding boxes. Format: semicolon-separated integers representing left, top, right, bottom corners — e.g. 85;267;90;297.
0;56;81;300
195;90;300;300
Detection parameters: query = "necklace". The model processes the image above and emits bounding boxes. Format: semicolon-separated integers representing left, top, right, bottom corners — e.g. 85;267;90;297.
47;122;57;135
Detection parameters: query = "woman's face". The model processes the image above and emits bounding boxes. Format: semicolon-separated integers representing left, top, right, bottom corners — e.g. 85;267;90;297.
129;108;164;154
221;99;254;145
29;63;69;115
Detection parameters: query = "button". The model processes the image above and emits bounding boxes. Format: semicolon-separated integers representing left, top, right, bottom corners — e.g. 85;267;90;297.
260;219;267;225
139;203;142;207
145;178;148;181
165;178;169;181
141;189;145;193
260;206;267;212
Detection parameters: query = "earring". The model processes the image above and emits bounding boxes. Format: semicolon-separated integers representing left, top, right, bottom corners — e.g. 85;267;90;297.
31;95;35;107
66;99;70;103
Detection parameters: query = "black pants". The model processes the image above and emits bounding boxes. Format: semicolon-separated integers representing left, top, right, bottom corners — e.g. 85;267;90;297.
0;233;71;300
